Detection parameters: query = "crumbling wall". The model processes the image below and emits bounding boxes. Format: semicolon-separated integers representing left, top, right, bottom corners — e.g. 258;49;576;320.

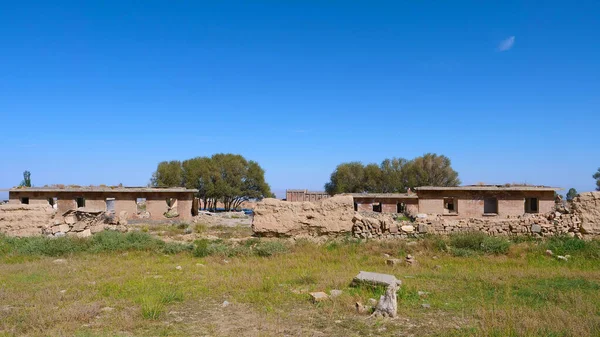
353;211;587;239
0;204;56;237
572;192;600;235
252;195;355;237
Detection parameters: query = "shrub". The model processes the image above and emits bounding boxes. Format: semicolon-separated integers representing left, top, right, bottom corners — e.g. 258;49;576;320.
192;239;211;257
254;241;288;257
543;236;600;259
448;232;511;255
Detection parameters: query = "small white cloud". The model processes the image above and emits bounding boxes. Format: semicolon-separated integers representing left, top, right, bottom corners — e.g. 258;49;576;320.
498;36;515;52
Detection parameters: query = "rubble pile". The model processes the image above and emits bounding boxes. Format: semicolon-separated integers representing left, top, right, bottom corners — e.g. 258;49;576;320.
43;209;129;238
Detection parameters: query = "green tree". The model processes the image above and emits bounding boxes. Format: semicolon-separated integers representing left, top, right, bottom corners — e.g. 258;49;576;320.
151;154;272;211
324;162;366;195
380;157;409;193
150;161;183;187
594;168;600;191
403;153;461;188
324;153;460;194
566;188;578;201
19;170;31;187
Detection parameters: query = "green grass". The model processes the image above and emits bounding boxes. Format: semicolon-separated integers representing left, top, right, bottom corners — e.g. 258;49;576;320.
0;233;599;336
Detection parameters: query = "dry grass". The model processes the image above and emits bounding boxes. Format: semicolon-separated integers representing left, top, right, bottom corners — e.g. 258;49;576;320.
0;235;599;336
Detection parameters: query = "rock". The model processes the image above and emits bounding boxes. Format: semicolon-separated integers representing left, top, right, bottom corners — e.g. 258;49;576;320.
422;303;431;309
329;289;343;298
405;255;417;266
368;298;378;306
90;225;105;234
100;307;114;312
252;195;355;237
416;214;428;219
76;229;91;238
401;225;415;233
71;222;87;232
418;291;429;297
557;255;568;261
372;283;399;318
54;232;66;237
352;271;402;288
355;302;371;314
383;253;391;258
52;224;70;234
406;241;418;246
386;259;402;266
545;249;554;256
531;224;542;233
309;292;329;302
52;259;67;264
432;256;439;260
418;223;428;233
222;301;230;307
64;215;77;225
176;266;182;270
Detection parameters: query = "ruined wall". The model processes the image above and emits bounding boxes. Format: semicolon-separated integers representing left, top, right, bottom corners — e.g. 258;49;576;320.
0;204;56;236
353;211;587;239
572;192;600;235
252;195;355;237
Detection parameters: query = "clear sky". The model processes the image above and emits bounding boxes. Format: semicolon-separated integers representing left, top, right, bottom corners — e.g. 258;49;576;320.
1;1;599;199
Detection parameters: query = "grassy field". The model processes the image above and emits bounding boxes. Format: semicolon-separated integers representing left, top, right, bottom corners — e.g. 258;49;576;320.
0;227;599;337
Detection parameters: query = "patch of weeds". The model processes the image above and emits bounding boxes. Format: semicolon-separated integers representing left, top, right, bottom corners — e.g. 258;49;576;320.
141;300;163;320
395;215;412;222
448;232;511;255
543;236;600;259
192;239;211;257
160;289;185;304
290;273;317;285
254;241;288;257
194;223;207;234
176;223;188;230
161;242;193;254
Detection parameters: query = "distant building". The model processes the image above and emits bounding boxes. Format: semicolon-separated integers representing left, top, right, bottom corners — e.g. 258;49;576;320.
285;189;330;202
9;186;198;221
346;185;559;218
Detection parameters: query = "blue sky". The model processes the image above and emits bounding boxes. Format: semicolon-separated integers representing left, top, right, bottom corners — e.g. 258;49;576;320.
1;1;599;199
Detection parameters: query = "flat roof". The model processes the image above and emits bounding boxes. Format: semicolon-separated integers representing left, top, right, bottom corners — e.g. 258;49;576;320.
9;186;199;193
416;185;560;192
344;193;418;199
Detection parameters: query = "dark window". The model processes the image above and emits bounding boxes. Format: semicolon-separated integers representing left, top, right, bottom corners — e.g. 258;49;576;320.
354;203;358;211
484;198;498;214
443;198;457;213
372;203;382;213
397;203;406;213
525;197;539;213
76;197;85;208
21;197;29;204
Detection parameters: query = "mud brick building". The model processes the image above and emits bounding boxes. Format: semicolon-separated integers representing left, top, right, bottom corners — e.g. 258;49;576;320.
415;186;557;218
286;189;330;202
8;186;198;221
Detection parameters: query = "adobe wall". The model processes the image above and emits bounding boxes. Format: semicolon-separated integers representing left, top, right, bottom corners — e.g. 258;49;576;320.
252;195;355;237
418;190;555;218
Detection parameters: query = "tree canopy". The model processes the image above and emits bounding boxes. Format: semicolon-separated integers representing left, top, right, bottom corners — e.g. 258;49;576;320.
566;188;578;201
19;171;31;187
150;154;272;211
594;168;600;191
324;153;460;195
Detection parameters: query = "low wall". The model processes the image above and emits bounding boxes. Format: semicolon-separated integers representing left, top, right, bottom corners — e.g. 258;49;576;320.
0;204;56;237
252;195;355;237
